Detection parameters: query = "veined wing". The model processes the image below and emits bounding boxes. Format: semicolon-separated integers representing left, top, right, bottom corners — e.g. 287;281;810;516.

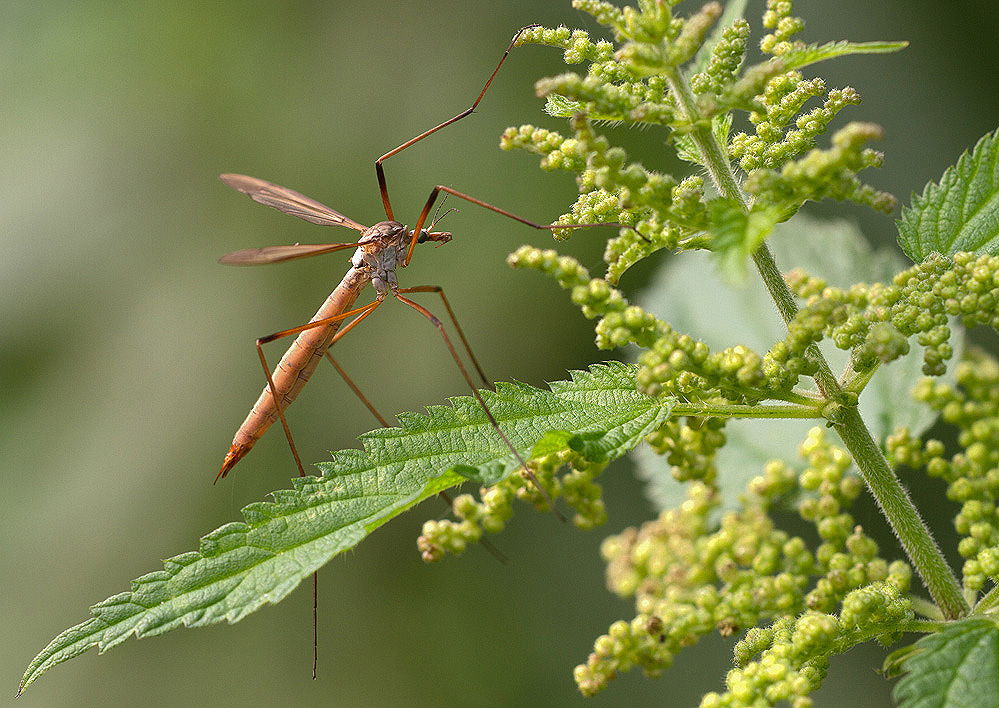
220;173;367;231
219;242;363;265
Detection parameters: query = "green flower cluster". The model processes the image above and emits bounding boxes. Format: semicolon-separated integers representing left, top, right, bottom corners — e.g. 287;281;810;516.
418;449;609;562
429;0;990;703
728;4;894;218
575;427;912;697
690;20;750;96
500;115;705;282
783;251;999;378
708;580;911;708
760;1;803;48
742;122;897;215
503;1;895;286
509;245;821;406
888;349;999;593
497;0;920;429
645;415;727;484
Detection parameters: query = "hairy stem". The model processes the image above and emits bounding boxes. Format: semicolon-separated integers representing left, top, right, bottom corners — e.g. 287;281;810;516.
665;66;968;619
834;407;967;618
976;584;999;613
670;402;822;418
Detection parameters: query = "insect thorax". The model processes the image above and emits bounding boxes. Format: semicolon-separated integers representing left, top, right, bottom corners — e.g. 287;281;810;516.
353;220;409;293
360;220;408;248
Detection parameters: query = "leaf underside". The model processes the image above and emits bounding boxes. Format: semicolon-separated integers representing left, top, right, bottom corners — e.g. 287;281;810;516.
19;361;671;694
893;618;999;708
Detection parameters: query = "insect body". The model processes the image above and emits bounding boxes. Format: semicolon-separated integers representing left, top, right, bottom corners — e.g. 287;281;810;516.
216;25;619;499
216;174;453;479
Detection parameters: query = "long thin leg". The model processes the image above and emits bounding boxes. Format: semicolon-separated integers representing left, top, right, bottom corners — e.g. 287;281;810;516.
404;184;629;266
325;354;390;427
217;299;383;483
324;354;506;562
256;300;382;477
248;298;382;681
312;577;317;679
254;337;306;479
375;25;539;222
328;299;383;348
393;292;564;520
398;285;489;387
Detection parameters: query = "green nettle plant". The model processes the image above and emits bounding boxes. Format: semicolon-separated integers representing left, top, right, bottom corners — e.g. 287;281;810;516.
19;1;999;705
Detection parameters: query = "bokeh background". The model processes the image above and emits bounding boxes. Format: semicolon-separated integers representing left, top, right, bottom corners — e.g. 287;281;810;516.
4;2;998;707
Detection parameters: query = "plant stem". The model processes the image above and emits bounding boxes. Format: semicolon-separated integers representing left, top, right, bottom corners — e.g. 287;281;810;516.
665;66;969;619
834;407;967;618
976;584;999;613
671;402;822;418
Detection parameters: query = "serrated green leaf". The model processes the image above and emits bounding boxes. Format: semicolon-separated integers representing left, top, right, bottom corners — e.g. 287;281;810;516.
779;40;908;71
19;362;671;694
893;618;999;708
898;128;999;261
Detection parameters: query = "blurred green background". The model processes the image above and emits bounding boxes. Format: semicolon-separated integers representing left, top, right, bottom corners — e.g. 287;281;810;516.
4;1;997;706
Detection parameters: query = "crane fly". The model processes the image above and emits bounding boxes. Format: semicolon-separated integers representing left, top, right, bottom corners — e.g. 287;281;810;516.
215;172;463;479
217;24;621;502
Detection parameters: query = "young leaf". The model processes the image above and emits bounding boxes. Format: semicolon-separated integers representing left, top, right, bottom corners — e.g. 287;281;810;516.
544;93;580;118
674;114;733;167
19;362;671;694
779;40;908;71
705;198;781;282
897;128;999;261
892;618;999;708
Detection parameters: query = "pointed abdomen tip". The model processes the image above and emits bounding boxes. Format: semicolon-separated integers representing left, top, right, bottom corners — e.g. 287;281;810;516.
215;443;249;483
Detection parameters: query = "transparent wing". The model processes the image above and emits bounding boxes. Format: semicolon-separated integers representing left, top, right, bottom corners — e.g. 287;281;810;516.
219;242;363;266
220;173;367;231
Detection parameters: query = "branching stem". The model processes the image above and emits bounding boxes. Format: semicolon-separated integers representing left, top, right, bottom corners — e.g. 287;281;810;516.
664;65;968;619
